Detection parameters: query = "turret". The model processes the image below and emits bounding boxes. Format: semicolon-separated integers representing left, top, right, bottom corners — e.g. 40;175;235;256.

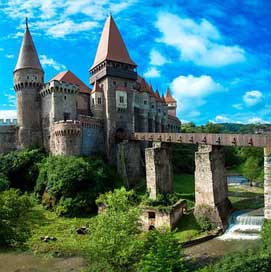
13;18;44;148
165;87;177;117
89;15;137;162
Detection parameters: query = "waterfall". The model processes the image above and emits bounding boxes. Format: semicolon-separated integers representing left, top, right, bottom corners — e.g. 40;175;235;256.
218;209;264;240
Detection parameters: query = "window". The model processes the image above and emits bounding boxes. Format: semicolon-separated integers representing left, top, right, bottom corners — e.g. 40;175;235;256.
119;96;124;103
148;212;156;219
97;97;102;104
64;96;67;100
151;105;154;109
158;108;161;112
113;81;116;85
144;100;147;105
124;82;127;87
92;98;95;105
63;112;70;121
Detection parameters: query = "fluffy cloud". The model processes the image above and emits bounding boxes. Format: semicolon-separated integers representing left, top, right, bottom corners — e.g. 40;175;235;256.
243;90;263;106
150;49;168;66
155;12;246;67
40;54;66;71
144;67;160;78
0;110;17;120
171;74;223;98
247;117;269;124
213;115;232;123
232;103;243;110
4;93;16;107
5;54;14;59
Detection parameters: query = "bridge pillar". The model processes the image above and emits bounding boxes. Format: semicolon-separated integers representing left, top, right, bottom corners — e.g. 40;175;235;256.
145;142;173;200
264;147;271;219
195;145;231;228
117;141;142;188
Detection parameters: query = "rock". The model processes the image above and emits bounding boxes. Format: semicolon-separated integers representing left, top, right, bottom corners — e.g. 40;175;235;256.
40;235;57;242
76;226;89;235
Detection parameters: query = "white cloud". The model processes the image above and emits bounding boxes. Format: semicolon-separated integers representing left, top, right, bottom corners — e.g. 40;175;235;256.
213;115;232;123
243;90;263;106
155;12;246;67
248;117;269;124
5;54;14;59
143;67;160;78
40;54;66;71
46;20;98;38
4;93;16;107
150;49;168;66
171;74;223;98
0;110;17;120
232;103;243;110
0;48;4;51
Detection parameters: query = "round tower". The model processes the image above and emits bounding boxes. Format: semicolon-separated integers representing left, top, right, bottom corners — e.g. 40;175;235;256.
13;18;44;149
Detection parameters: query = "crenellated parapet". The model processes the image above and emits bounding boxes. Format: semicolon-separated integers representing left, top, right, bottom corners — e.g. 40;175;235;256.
50;120;81;155
40;80;79;97
78;115;103;129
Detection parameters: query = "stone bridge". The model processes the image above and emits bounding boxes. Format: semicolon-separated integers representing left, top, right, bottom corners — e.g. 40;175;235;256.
127;132;271;228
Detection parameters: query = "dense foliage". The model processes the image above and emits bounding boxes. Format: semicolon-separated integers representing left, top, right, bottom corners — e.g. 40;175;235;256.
0;149;45;191
36;156;122;216
0;189;34;247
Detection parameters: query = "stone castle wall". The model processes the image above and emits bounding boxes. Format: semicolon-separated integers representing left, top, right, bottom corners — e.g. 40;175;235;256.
0;126;17;154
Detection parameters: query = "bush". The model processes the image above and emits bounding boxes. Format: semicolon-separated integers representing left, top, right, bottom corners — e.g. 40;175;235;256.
0;174;9;191
0;189;34;247
137;228;187;272
0;149;45;191
194;205;215;231
86;188;143;272
36;156;122;216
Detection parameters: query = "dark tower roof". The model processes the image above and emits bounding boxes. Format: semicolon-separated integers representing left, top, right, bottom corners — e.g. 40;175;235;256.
91;15;136;70
14;18;43;73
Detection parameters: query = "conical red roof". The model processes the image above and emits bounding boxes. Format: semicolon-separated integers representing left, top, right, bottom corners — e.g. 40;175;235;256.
14;19;43;72
91;15;136;70
50;70;91;94
165;87;176;103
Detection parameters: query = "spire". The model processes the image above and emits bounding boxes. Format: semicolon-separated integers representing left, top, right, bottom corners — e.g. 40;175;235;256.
91;15;136;70
14;18;43;73
165;87;176;103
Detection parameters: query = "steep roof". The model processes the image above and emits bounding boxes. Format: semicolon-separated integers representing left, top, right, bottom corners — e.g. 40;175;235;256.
165;87;176;103
14;19;43;72
155;90;163;102
137;76;149;93
50;70;91;94
91;15;136;70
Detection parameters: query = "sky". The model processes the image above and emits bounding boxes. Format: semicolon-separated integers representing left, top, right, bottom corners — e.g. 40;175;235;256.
0;0;270;124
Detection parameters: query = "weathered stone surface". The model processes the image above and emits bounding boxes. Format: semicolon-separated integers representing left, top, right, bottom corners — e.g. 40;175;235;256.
145;142;173;200
0;126;17;153
194;145;231;228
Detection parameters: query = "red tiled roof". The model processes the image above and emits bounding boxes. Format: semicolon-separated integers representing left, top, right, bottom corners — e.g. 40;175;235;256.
165;87;176;103
91;15;136;70
155;90;163;102
137;76;149;93
50;70;91;94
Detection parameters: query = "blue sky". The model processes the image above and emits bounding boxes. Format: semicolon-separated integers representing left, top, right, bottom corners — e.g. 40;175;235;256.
0;0;270;124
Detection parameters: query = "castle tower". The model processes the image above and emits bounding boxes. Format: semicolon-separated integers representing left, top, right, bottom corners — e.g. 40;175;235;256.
165;87;177;117
89;15;137;162
13;18;44;148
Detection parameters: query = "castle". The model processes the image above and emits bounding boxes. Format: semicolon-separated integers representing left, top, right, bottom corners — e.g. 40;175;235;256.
0;15;180;158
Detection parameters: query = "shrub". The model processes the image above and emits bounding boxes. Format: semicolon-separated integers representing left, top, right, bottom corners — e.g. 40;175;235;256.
137;228;187;272
194;205;215;231
36;156;122;216
0;174;9;191
0;189;34;247
0;149;45;191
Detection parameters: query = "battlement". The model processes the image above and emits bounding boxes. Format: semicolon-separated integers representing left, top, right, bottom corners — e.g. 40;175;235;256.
40;80;79;97
0;125;17;153
0;119;17;126
52;120;81;136
78;115;103;128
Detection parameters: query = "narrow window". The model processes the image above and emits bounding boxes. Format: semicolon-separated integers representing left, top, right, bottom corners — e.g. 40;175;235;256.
92;98;95;105
119;96;124;103
98;97;102;104
148;211;156;219
144;100;147;105
63;112;70;121
124;82;127;87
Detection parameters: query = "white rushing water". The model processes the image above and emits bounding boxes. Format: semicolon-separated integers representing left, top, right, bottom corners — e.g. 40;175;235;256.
218;210;264;240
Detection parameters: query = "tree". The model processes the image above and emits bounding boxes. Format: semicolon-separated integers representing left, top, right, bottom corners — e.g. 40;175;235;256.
242;157;261;186
0;189;34;247
137;228;187;272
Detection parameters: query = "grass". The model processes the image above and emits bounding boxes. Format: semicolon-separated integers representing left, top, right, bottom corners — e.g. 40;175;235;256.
26;205;93;257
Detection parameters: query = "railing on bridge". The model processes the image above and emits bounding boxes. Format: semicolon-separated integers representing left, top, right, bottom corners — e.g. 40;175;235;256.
131;132;271;147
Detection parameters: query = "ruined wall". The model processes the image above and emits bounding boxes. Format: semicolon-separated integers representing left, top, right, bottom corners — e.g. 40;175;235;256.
264;147;271;219
195;145;231;228
145;142;173;199
0;126;17;154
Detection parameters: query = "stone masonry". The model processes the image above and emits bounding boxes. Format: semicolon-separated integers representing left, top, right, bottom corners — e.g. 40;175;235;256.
194;145;231;228
145;142;173;199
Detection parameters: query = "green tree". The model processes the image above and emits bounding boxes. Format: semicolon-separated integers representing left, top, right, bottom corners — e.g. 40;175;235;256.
86;188;143;272
137;228;187;272
0;189;34;247
242;157;261;186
